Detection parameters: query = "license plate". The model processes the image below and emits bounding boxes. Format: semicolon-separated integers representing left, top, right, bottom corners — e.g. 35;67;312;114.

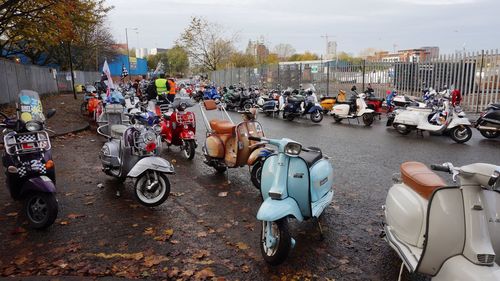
21;105;31;112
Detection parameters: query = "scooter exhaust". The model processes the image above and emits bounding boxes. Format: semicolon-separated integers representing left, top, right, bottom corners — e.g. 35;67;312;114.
477;125;500;132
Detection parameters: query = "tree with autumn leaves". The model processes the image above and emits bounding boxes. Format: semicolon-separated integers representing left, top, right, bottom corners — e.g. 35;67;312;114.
0;0;117;70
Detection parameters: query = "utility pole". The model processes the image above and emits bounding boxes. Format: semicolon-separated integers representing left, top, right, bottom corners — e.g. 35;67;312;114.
125;27;137;82
67;41;76;100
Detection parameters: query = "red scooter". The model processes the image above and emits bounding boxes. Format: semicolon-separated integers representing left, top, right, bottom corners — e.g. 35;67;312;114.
157;96;197;160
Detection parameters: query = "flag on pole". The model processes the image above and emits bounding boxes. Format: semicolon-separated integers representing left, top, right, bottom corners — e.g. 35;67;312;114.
121;64;129;79
102;59;114;96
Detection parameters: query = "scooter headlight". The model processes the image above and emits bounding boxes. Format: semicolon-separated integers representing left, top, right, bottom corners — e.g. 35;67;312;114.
153;125;162;134
284;142;302;156
488;168;500;189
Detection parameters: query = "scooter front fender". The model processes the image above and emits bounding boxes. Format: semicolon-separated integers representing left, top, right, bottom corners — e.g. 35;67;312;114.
433;255;500;281
20;176;56;197
247;147;272;166
127;157;175;178
358;108;374;116
307;105;323;113
179;130;195;140
257;197;304;222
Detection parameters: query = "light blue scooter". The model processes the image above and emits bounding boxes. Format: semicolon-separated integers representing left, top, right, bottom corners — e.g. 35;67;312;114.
248;136;334;265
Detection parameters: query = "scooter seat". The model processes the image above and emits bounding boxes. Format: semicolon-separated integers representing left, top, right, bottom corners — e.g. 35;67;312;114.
367;97;384;102
400;162;446;200
299;148;323;168
210;119;235;134
111;124;128;139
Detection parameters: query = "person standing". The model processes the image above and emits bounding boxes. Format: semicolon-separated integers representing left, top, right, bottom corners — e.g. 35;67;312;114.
167;77;176;102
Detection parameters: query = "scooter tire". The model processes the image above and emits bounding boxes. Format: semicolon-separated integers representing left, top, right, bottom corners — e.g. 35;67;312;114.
214;165;227;174
480;130;500;139
24;192;58;229
135;172;170;207
394;124;412;135
260;218;291;265
250;161;263;190
285;114;295;121
450;126;472;144
362;113;374;126
333;116;342;123
310;111;323;123
183;140;196;160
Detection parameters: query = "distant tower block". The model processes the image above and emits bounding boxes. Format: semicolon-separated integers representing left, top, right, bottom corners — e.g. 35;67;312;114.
326;41;337;60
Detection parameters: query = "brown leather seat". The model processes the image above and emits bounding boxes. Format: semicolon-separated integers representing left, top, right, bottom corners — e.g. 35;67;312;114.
210;119;235;134
400;162;446;200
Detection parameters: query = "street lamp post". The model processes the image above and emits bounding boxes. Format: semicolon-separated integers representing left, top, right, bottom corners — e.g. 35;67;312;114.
125;27;138;82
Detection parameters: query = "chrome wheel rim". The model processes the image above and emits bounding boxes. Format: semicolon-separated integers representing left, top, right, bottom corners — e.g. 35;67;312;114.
27;196;48;223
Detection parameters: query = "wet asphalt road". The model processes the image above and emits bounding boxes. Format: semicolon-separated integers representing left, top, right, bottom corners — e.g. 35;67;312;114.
0;107;499;281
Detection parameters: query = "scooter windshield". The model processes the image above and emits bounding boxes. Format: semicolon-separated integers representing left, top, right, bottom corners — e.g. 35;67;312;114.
302;83;316;93
18;90;45;123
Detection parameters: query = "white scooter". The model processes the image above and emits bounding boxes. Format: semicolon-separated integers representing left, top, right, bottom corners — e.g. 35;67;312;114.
329;92;375;126
383;161;500;280
389;99;473;143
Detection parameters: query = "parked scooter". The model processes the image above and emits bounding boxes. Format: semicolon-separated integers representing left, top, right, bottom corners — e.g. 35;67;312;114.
1;90;58;228
259;90;282;116
388;99;473;143
383;161;500;280
320;90;346;113
203;86;221;102
474;103;500;139
250;136;334;265
283;85;323;123
99;111;174;207
222;87;256;111
200;100;270;189
329;88;375;126
158;95;197;159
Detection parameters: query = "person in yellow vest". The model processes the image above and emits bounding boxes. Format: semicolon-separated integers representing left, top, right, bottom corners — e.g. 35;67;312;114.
154;73;170;101
167;77;176;102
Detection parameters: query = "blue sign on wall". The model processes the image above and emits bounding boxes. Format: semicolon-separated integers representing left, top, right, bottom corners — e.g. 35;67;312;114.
105;54;147;76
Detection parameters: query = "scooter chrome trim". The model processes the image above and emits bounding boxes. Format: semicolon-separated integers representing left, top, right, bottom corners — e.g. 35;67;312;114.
257;197;304;222
127;157;175;178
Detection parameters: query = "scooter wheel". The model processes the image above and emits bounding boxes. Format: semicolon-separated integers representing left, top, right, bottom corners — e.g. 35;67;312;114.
260;219;291;265
24;192;58;229
450;126;472;143
480;130;499;139
333;116;342;123
362;113;374;126
183;140;196;160
251;161;263;190
310;111;323;123
135;172;170;207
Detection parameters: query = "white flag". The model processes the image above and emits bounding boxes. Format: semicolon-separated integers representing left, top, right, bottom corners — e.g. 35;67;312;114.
102;59;114;94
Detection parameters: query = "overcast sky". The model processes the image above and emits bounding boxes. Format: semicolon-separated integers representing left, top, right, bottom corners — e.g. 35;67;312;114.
106;0;499;56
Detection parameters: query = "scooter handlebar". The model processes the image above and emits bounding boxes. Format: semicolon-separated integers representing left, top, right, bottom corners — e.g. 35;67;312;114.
431;164;450;173
248;136;261;141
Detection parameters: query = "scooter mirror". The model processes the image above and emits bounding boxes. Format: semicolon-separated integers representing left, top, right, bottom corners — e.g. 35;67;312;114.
46;108;56;119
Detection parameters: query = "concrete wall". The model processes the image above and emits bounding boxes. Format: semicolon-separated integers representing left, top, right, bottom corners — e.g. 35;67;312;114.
0;59;58;104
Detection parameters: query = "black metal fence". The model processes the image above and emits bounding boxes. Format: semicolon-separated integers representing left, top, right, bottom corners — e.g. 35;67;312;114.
210;49;500;112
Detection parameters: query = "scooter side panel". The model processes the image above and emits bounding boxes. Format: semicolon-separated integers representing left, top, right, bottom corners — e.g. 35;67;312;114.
481;190;500;265
331;104;349;116
256;197;304;222
287;157;311;219
309;160;333;203
417;188;465;276
385;184;427;247
432;255;500;281
447;115;472;128
393;110;421;126
127;157;174;178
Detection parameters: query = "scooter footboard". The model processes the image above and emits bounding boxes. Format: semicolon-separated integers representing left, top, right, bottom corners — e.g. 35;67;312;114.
257;197;304;222
127;157;175;178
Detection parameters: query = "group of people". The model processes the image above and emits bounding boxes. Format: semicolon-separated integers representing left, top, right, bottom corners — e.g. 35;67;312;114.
146;74;178;102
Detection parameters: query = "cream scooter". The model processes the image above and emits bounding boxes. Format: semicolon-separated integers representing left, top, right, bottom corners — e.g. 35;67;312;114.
383;161;500;281
329;92;375;126
389;99;473;143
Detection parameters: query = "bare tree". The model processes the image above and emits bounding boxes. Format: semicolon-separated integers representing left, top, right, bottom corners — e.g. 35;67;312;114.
177;17;237;71
274;43;296;60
